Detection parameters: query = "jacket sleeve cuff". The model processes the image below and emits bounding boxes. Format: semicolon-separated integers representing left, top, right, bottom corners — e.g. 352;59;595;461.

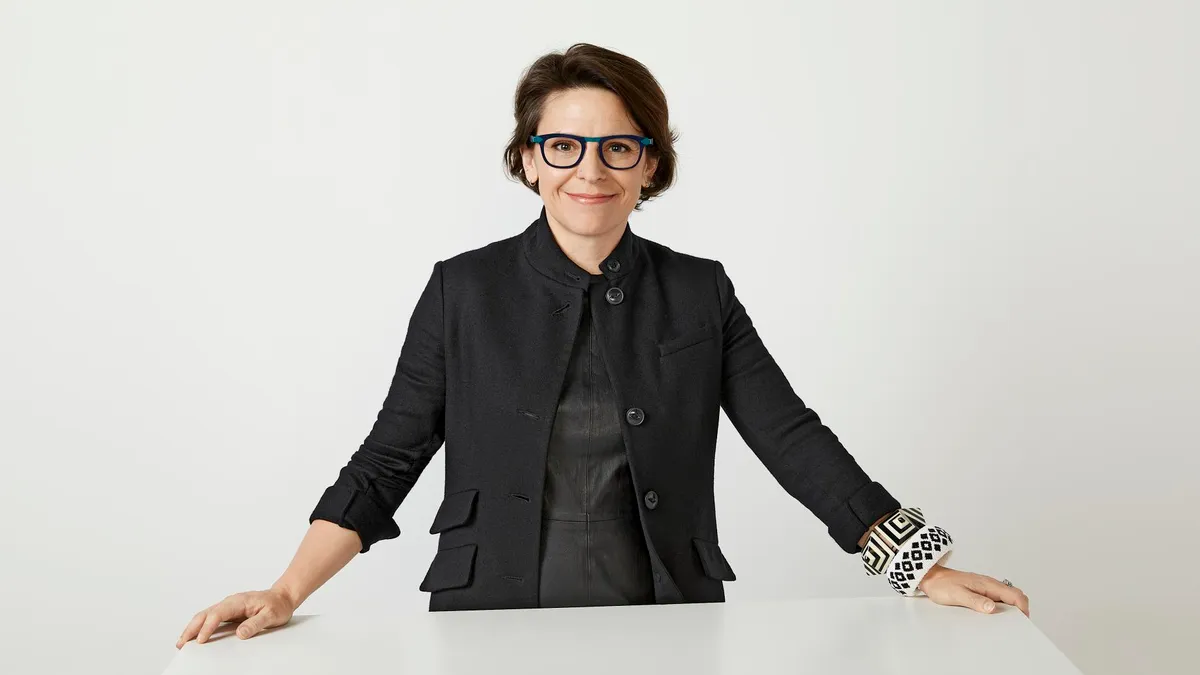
826;480;901;554
308;484;402;554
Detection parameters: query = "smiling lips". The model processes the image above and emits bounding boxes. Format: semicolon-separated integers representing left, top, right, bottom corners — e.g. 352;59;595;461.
567;192;615;205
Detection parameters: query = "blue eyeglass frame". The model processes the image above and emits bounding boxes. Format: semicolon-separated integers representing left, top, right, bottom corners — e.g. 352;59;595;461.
529;133;654;170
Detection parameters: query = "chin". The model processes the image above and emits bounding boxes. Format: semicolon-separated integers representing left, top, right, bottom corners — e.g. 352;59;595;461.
575;199;626;215
579;216;622;235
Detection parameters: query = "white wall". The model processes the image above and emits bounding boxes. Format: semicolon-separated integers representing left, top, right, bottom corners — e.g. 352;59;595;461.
2;1;1196;673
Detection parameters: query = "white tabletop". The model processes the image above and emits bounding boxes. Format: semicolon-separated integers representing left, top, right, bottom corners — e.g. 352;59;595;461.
163;596;1080;675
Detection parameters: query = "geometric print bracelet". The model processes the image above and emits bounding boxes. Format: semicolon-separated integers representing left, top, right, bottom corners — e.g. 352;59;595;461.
861;507;954;597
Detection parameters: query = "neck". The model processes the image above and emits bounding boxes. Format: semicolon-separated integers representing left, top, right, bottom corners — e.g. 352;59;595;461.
545;213;625;275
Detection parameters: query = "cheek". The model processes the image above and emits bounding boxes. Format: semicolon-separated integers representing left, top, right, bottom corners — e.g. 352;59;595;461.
618;175;644;198
542;172;569;192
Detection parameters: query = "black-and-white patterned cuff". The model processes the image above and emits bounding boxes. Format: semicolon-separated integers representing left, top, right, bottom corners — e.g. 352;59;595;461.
861;507;954;597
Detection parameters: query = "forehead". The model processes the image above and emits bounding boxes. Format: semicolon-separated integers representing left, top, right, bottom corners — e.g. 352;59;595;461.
537;87;642;135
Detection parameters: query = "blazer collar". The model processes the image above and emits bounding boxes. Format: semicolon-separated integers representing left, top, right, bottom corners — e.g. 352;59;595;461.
521;205;639;290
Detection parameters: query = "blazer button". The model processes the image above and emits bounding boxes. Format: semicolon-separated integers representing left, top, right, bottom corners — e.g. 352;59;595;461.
606;258;621;272
644;490;659;509
605;287;624;305
625;407;645;425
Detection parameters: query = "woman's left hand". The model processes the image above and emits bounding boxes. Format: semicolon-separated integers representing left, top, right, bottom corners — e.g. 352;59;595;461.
917;563;1030;617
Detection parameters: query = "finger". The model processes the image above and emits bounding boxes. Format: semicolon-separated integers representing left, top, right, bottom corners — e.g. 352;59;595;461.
196;600;242;644
955;588;998;614
195;611;225;644
971;577;1030;617
236;609;273;639
985;579;1030;617
177;611;208;649
1005;585;1030;617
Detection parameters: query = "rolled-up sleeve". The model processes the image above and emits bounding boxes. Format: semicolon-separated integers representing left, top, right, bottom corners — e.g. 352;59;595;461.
714;260;900;554
309;261;447;553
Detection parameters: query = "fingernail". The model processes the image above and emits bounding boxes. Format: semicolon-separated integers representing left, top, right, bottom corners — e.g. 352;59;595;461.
984;602;995;612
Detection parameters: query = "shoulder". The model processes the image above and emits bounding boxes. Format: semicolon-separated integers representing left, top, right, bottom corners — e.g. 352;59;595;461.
639;232;725;289
638;233;745;318
433;228;524;292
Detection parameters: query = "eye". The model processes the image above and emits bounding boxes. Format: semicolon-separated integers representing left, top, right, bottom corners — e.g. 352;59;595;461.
552;141;574;152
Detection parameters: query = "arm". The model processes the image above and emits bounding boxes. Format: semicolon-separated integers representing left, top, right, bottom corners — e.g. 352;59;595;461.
709;262;1031;615
308;260;448;553
271;519;364;610
178;264;449;648
714;260;899;554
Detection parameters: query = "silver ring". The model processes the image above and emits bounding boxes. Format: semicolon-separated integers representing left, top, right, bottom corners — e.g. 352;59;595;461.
1001;578;1014;587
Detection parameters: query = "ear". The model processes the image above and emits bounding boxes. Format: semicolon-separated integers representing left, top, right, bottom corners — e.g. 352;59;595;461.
521;145;539;185
643;153;660;187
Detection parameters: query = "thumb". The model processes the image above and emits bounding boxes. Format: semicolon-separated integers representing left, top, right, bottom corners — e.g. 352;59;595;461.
236;610;271;639
958;589;997;614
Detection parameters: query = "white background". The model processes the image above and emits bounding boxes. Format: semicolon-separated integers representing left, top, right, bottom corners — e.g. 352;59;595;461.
2;2;1197;674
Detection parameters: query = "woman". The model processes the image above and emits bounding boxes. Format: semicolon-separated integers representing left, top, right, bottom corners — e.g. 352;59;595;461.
177;43;1029;648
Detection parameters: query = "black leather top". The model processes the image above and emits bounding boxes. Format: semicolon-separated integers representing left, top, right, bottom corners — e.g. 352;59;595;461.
537;272;656;607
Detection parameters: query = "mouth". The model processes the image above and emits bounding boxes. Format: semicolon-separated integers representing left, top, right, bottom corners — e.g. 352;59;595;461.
566;192;616;205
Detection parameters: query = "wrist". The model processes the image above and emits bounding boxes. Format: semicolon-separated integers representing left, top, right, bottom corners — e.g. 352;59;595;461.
858;509;897;549
859;507;955;596
270;580;303;612
917;560;950;592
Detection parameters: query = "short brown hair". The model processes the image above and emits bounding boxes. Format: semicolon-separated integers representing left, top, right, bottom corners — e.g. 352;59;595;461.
503;43;679;211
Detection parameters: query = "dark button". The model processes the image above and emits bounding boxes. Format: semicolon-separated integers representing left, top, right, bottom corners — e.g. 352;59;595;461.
606;258;621;272
605;286;624;305
644;490;659;509
654;571;663;583
625;407;644;425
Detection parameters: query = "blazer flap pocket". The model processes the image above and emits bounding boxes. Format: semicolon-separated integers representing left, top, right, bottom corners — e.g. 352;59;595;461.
658;323;717;357
418;543;477;592
692;537;737;581
429;489;479;534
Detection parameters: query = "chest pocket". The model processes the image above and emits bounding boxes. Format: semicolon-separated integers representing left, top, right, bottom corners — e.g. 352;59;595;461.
657;322;718;358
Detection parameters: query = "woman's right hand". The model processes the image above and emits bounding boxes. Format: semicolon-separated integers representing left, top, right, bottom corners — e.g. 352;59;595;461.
176;587;297;648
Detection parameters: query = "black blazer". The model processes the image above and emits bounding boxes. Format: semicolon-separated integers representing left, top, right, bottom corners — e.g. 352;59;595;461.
310;206;900;611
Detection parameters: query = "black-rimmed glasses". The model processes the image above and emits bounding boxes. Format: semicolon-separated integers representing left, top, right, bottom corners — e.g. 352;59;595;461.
529;133;654;170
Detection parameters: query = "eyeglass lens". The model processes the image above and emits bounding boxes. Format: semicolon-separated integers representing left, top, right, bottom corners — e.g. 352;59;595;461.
542;136;642;169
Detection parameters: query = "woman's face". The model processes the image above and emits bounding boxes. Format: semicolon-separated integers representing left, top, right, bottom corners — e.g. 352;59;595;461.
521;87;658;238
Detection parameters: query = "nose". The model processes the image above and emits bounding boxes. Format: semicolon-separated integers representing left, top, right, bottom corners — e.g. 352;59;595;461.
573;140;609;182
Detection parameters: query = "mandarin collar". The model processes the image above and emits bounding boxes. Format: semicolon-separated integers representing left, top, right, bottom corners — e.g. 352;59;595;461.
521;205;639;290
